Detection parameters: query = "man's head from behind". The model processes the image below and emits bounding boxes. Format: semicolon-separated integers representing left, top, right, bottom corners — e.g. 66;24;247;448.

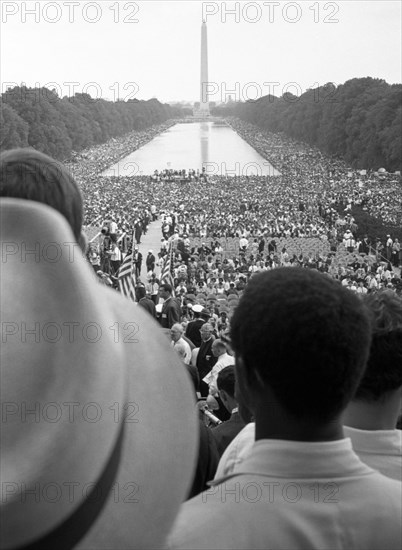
0;148;84;246
212;339;226;358
136;286;146;301
217;366;237;413
354;291;402;403
230;268;371;423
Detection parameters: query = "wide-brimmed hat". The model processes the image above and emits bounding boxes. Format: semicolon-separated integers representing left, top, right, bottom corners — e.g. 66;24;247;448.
200;308;211;319
0;199;198;549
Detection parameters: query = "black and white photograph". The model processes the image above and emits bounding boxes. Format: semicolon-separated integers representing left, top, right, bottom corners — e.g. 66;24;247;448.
1;1;401;548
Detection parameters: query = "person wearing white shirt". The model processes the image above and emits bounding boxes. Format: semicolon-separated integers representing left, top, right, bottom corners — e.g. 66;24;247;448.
146;275;159;304
368;274;378;290
109;219;118;235
204;340;234;402
169;268;401;550
356;281;368;295
239;236;248;251
386;235;393;261
344;290;402;481
170;323;192;365
110;242;122;274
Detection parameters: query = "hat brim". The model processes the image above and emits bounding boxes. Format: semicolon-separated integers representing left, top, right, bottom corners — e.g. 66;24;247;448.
1;199;198;549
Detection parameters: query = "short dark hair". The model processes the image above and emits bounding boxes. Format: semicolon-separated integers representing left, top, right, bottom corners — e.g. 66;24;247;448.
354;291;402;401
160;283;172;294
136;286;146;300
230;268;371;421
217;366;236;398
0;148;83;241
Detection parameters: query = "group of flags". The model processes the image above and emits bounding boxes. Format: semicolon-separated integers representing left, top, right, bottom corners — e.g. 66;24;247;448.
117;232;175;302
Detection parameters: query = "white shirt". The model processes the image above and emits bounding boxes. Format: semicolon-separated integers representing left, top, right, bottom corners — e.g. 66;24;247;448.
147;281;159;296
172;338;192;365
109;221;118;233
110;244;121;261
356;285;368;295
169;438;402;550
344;426;402;481
203;353;235;394
214;422;255;479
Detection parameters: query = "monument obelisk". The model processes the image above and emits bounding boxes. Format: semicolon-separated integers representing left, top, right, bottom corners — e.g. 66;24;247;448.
196;20;210;117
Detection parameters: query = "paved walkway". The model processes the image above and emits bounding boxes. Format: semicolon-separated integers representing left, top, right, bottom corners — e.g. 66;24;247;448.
136;219;163;279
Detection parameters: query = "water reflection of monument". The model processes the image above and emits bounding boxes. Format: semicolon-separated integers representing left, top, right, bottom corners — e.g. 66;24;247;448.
194;21;210;118
200;122;210;166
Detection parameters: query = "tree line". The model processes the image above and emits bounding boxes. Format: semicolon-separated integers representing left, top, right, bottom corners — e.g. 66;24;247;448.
0;86;187;161
212;78;402;172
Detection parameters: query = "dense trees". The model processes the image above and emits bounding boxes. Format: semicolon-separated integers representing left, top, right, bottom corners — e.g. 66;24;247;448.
212;78;402;171
2;79;400;171
0;103;29;150
0;86;186;160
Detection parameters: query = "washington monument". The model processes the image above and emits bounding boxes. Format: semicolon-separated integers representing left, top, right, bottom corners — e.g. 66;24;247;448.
195;20;210;117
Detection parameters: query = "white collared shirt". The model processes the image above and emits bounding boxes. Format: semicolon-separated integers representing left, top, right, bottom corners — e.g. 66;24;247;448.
169;438;402;550
344;425;402;481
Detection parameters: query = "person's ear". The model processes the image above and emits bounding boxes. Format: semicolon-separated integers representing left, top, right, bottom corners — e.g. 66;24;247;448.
219;389;228;405
78;230;88;253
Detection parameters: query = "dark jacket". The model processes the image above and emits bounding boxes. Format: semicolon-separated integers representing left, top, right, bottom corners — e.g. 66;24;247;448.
138;297;156;318
211;411;246;456
185;318;204;347
187;421;219;500
160;297;181;329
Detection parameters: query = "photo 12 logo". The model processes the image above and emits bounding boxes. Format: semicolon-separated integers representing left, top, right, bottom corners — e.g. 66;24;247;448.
105;161;142;177
1;82;140;103
1;320;140;345
202;481;340;504
202;2;340;24
202;81;339;103
203;161;278;177
2;480;140;504
1;2;140;24
1;400;140;424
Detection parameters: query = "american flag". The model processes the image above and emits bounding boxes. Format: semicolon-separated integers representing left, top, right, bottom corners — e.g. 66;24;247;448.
160;238;175;294
117;236;136;302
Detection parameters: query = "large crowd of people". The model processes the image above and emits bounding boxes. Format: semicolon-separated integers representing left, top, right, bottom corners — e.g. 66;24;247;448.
1;134;401;549
228;117;402;227
74;118;401;302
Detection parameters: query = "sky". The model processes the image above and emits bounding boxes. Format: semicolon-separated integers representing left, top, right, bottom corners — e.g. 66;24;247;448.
1;1;401;104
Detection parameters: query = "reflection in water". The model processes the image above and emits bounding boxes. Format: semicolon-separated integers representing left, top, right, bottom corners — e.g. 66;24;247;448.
200;122;209;165
103;122;280;177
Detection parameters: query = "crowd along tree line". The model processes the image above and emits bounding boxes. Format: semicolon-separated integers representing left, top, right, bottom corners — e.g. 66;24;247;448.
0;86;190;161
212;77;402;173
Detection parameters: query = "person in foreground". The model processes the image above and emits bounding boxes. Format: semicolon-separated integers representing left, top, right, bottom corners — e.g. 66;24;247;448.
168;268;402;550
0;149;198;549
343;290;402;481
